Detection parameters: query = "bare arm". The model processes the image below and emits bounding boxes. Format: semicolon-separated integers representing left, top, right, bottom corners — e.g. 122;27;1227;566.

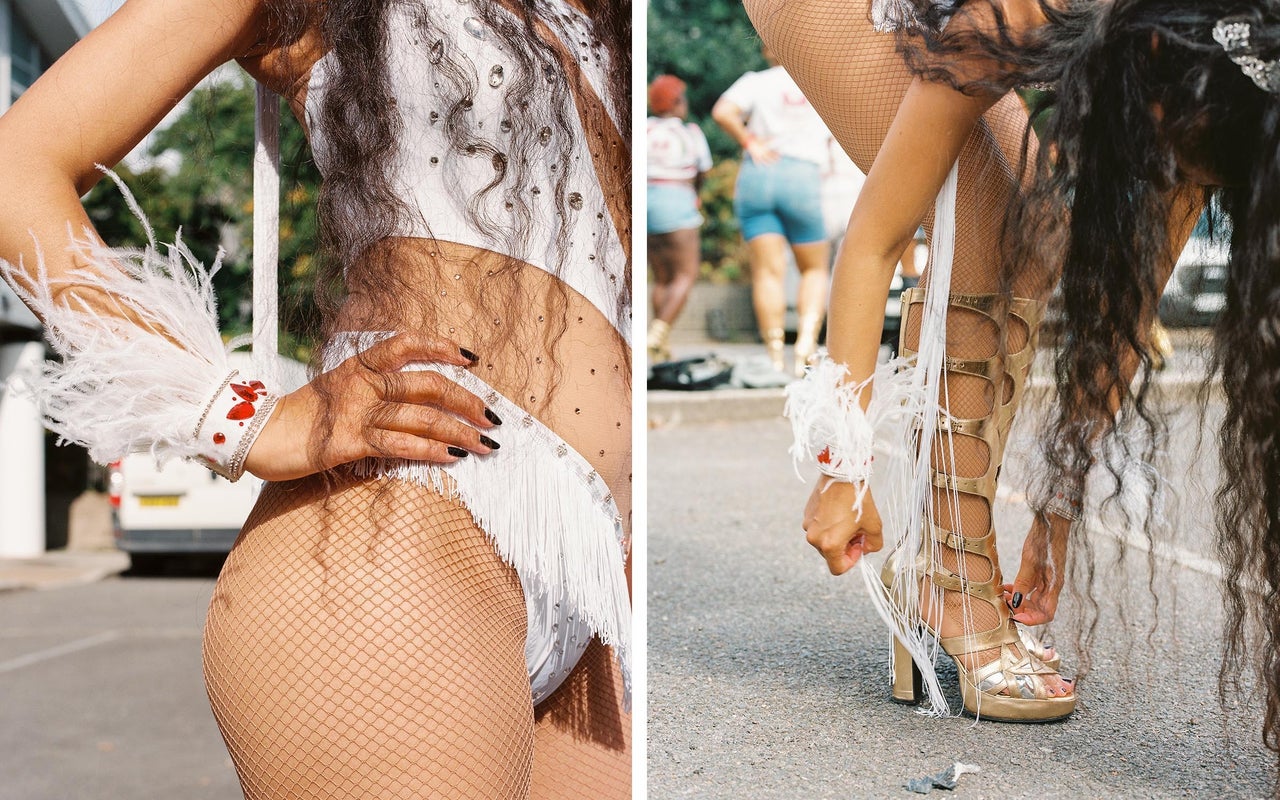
802;78;997;574
827;78;994;390
0;0;497;480
0;0;266;310
710;97;779;165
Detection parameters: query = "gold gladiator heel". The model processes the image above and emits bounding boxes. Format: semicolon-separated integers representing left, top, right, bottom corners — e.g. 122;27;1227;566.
890;288;1074;722
891;635;923;704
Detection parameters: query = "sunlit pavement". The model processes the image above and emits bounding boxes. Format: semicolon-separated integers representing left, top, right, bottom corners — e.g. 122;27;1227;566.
647;399;1271;799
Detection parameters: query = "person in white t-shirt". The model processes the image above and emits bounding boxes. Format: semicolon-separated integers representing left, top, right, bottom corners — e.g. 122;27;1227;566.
712;45;834;376
646;75;713;363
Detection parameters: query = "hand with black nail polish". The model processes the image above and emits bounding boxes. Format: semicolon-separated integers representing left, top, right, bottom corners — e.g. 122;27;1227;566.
244;332;503;480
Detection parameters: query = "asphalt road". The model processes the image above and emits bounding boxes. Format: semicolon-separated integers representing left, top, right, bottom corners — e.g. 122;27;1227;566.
648;401;1273;799
0;561;240;800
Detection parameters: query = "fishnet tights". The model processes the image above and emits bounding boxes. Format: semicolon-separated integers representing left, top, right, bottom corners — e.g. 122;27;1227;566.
204;475;629;799
748;0;1048;674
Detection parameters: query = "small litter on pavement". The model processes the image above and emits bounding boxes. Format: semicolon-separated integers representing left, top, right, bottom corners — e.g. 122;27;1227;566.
904;762;980;794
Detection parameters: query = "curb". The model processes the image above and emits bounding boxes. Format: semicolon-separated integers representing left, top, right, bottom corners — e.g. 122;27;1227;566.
0;550;130;594
648;372;1220;426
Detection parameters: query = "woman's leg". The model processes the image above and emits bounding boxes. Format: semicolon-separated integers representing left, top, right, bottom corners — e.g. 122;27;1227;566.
204;476;535;800
648;232;675;319
748;0;1071;695
653;227;701;326
748;233;790;371
791;240;830;375
529;640;631;799
647;227;701;362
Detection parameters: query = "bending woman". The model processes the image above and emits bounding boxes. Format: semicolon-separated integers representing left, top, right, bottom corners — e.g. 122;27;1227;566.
751;0;1090;721
0;0;631;797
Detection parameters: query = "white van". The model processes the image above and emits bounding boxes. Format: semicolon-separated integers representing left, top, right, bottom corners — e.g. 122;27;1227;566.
108;455;261;554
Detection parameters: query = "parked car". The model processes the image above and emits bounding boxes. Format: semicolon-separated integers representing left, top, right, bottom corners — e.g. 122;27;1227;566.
1159;210;1229;327
108;454;260;555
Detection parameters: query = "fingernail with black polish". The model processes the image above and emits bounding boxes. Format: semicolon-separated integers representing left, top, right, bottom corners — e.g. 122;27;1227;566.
1011;592;1023;609
459;347;480;363
479;435;501;450
447;446;469;458
485;408;503;426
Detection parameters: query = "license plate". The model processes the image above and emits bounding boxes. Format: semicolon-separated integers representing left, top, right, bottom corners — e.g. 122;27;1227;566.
137;496;181;507
1193;294;1226;314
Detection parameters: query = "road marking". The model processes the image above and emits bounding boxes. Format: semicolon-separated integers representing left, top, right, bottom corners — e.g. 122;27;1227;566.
0;631;121;674
1088;518;1225;580
998;486;1262;592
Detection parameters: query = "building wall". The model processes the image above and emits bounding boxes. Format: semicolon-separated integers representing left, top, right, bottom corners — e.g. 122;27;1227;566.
0;3;13;115
0;0;89;556
8;4;44;107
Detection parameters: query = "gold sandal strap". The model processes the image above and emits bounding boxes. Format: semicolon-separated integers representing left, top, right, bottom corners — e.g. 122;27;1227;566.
939;624;1021;655
929;523;995;556
938;415;997;440
901;289;1045;324
930;470;997;496
968;648;1062;700
942;355;1003;382
929;568;1002;602
1009;296;1046;329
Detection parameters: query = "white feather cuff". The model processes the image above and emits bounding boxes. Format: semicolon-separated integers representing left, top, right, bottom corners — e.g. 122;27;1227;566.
785;354;931;512
0;173;293;475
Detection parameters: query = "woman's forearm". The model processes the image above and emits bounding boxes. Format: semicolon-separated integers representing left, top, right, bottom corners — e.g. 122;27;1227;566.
0;0;261;307
823;77;995;406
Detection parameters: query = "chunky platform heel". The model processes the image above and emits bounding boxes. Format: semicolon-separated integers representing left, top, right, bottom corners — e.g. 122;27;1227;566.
891;636;923;705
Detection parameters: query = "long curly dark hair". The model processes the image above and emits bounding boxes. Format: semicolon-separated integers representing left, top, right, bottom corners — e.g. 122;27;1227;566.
897;0;1280;769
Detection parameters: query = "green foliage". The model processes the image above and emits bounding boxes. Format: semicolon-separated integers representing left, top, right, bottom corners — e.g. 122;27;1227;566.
649;0;765;282
82;71;322;361
647;0;766;161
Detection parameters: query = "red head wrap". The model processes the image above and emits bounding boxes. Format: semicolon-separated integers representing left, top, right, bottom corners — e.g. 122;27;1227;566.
648;75;687;116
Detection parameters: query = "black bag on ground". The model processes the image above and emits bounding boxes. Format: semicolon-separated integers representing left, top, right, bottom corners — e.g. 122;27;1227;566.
647;355;734;391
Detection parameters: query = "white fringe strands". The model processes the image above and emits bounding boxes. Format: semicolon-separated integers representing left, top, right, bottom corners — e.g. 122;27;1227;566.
785;164;961;717
785;356;919;513
328;341;632;708
0;170;293;469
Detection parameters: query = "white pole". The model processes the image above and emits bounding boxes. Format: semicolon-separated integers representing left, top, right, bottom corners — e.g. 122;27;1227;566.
252;82;280;358
0;341;47;557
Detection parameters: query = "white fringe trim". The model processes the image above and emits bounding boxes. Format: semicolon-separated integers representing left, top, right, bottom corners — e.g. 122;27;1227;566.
785;164;963;718
0;170;299;469
328;338;631;708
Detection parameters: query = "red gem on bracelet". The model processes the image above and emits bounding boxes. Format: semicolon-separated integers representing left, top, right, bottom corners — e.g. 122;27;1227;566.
227;401;256;421
231;383;260;402
213;433;226;445
817;446;833;466
248;380;266;393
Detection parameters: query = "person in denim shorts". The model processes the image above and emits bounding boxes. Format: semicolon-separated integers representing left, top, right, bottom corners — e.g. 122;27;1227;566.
713;46;834;376
647;75;712;363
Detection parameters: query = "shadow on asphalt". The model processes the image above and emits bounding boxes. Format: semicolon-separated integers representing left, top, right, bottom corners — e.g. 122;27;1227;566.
123;552;228;578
